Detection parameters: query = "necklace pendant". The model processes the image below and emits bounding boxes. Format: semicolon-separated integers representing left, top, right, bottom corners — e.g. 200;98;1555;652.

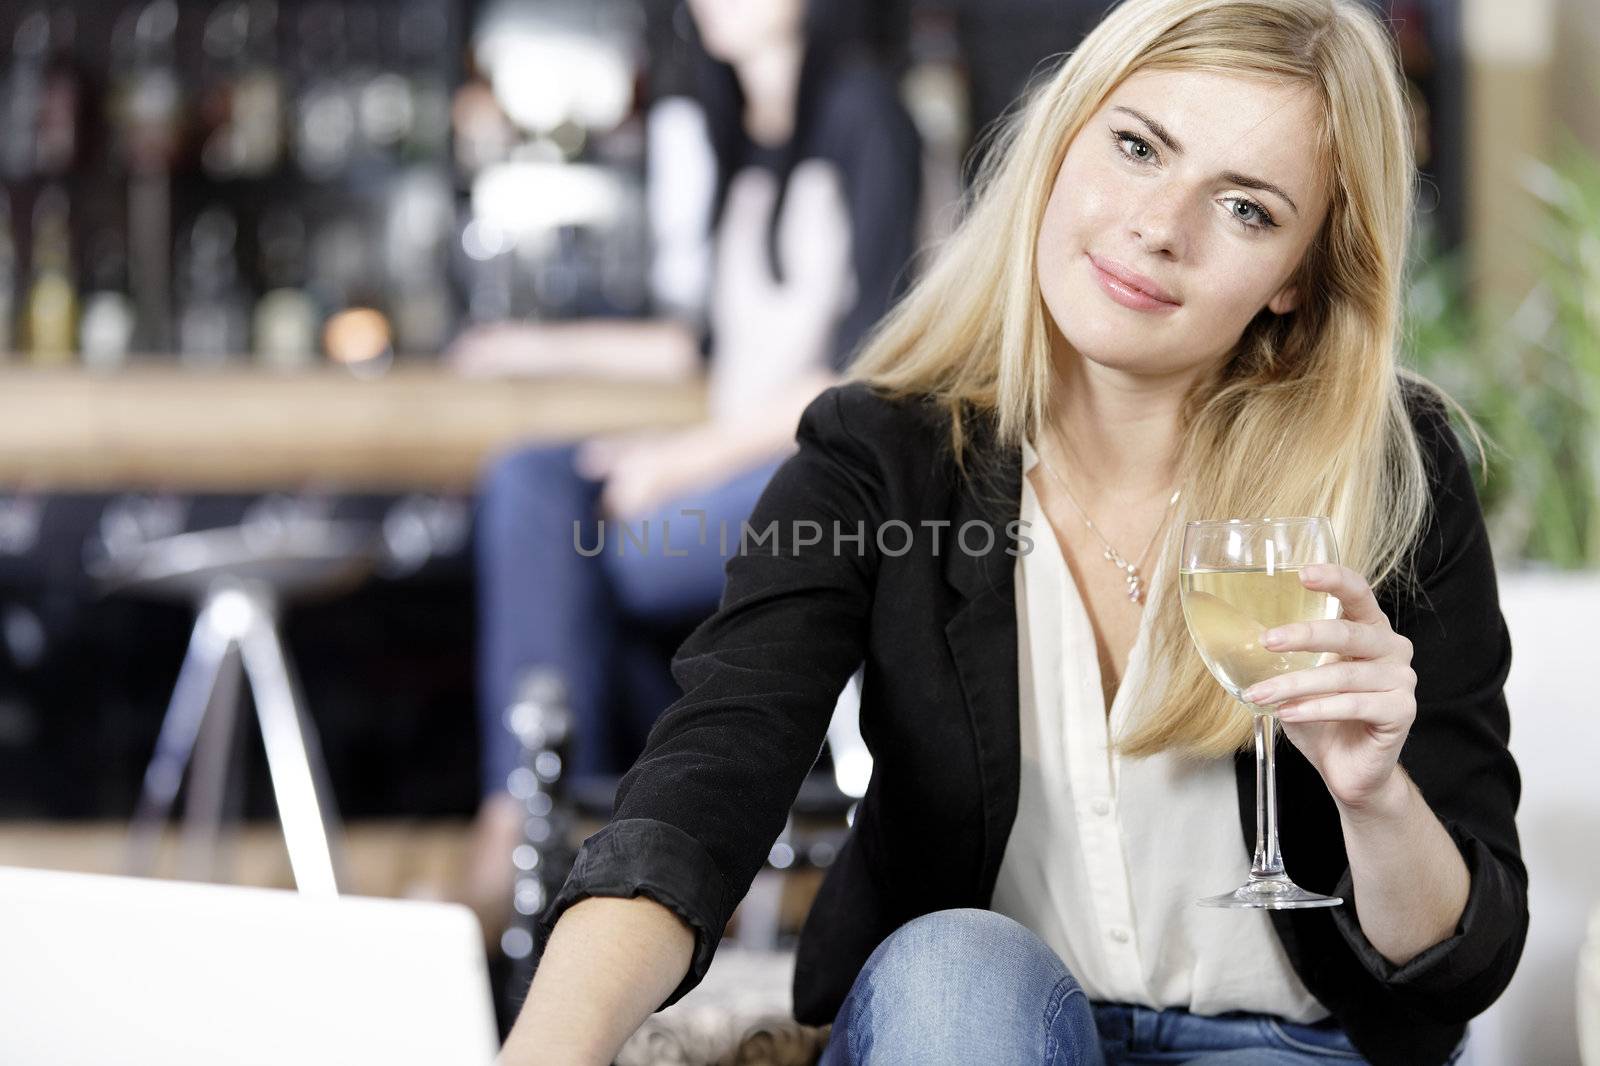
1034;430;1175;610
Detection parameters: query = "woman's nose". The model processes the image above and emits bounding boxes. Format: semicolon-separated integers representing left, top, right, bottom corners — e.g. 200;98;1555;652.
1128;190;1189;258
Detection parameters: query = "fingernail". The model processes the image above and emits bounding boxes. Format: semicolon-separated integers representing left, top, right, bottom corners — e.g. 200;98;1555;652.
1244;685;1269;703
1263;629;1287;647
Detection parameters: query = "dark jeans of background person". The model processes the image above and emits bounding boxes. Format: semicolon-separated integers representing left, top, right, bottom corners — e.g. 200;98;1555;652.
475;442;787;797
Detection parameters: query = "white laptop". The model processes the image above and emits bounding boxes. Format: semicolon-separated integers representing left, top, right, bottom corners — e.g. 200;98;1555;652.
0;865;501;1066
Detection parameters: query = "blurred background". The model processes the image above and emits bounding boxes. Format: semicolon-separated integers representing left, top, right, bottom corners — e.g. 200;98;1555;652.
0;0;1594;1063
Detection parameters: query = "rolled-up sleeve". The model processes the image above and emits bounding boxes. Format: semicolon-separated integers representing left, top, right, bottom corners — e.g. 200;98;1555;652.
1330;386;1528;1021
537;385;885;1009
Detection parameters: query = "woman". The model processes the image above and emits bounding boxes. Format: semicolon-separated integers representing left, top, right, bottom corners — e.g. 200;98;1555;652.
456;0;921;925
500;1;1524;1064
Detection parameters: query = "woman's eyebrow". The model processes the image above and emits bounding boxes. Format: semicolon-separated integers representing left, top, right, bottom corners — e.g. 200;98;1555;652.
1109;105;1301;217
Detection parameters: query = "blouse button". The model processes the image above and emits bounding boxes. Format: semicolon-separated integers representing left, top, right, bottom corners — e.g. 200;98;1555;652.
1109;927;1131;944
1092;799;1111;816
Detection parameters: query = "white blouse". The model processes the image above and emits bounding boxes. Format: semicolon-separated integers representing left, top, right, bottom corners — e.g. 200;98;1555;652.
989;439;1329;1023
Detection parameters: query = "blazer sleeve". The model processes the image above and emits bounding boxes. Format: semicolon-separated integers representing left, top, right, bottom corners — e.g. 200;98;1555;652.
536;385;884;1009
1329;387;1529;1022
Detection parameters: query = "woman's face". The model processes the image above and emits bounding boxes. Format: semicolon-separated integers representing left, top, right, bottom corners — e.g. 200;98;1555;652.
687;0;805;65
1035;68;1333;380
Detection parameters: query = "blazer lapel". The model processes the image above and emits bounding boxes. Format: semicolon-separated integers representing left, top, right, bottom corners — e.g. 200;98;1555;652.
941;435;1026;900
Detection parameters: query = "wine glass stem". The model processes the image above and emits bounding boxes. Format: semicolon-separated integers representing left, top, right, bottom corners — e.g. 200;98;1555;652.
1249;706;1286;882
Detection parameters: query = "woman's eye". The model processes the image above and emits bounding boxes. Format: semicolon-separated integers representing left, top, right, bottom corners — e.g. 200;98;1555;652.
1226;198;1277;230
1113;130;1155;163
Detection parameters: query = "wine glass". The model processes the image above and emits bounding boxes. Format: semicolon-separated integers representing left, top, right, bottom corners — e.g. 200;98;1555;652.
1178;516;1343;909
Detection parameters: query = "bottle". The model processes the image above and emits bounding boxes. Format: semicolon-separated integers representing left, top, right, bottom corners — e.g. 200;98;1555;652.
253;207;318;370
398;1;451;160
197;0;262;179
110;0;184;175
349;1;408;160
79;228;137;371
233;0;285;176
34;8;80;177
0;189;16;357
450;48;513;179
176;206;250;366
110;0;185;354
25;186;76;365
1;9;48;182
291;2;356;180
382;170;455;355
502;668;575;990
192;0;284;178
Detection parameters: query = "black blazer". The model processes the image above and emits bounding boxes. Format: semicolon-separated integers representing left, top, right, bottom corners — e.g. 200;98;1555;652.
540;381;1527;1066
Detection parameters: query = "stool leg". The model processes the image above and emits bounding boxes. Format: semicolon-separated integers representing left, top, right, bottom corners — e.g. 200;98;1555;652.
236;594;345;898
125;604;236;878
178;644;245;883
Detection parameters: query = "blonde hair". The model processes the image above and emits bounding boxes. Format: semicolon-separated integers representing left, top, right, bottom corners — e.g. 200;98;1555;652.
846;0;1477;758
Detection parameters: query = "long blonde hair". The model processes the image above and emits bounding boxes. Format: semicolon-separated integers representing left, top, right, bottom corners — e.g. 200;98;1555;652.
847;0;1471;758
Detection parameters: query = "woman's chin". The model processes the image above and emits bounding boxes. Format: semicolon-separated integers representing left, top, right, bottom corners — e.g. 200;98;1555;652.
1061;333;1176;375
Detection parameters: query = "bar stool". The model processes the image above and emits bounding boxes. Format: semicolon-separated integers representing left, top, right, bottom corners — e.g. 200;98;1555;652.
96;517;381;897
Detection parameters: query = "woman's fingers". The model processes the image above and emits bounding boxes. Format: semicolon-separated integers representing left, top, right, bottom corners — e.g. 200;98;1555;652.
1295;562;1388;625
1263;616;1396;660
574;438;623;480
1275;689;1413;731
1244;658;1415;706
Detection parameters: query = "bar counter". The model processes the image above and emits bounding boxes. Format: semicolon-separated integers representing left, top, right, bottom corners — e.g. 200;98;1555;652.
0;366;708;491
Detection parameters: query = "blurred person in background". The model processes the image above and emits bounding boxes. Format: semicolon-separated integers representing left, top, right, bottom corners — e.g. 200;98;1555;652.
953;0;1106;180
449;0;922;936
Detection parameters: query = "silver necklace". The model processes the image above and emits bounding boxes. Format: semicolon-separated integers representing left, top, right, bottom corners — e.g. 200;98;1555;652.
1034;424;1182;605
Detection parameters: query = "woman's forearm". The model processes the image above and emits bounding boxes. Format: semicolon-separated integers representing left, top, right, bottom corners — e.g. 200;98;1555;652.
450;319;702;381
496;895;695;1066
556;320;703;380
1336;768;1470;966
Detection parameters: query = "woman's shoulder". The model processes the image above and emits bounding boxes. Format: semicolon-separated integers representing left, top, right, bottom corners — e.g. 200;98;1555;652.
795;382;957;494
1393;374;1497;589
800;381;948;449
1398;375;1453;447
1397;375;1478;503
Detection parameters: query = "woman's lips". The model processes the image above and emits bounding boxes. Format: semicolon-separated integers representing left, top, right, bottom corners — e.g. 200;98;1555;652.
1087;253;1181;313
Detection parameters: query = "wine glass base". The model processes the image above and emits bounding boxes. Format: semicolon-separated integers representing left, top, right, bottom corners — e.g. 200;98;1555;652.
1196;878;1343;910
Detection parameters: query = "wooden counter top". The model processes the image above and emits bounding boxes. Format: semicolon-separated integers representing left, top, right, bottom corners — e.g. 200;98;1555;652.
0;366;707;491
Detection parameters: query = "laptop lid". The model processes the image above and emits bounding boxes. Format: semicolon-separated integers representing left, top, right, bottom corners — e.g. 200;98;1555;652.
0;865;500;1066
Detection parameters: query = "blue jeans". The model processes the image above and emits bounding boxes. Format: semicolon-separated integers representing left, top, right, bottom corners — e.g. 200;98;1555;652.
474;441;786;797
817;909;1469;1066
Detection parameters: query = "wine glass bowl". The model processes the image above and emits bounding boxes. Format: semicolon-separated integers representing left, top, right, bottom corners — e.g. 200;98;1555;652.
1178;516;1344;909
1179;518;1342;711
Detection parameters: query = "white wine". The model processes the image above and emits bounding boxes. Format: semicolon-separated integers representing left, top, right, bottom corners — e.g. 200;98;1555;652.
1179;566;1340;712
